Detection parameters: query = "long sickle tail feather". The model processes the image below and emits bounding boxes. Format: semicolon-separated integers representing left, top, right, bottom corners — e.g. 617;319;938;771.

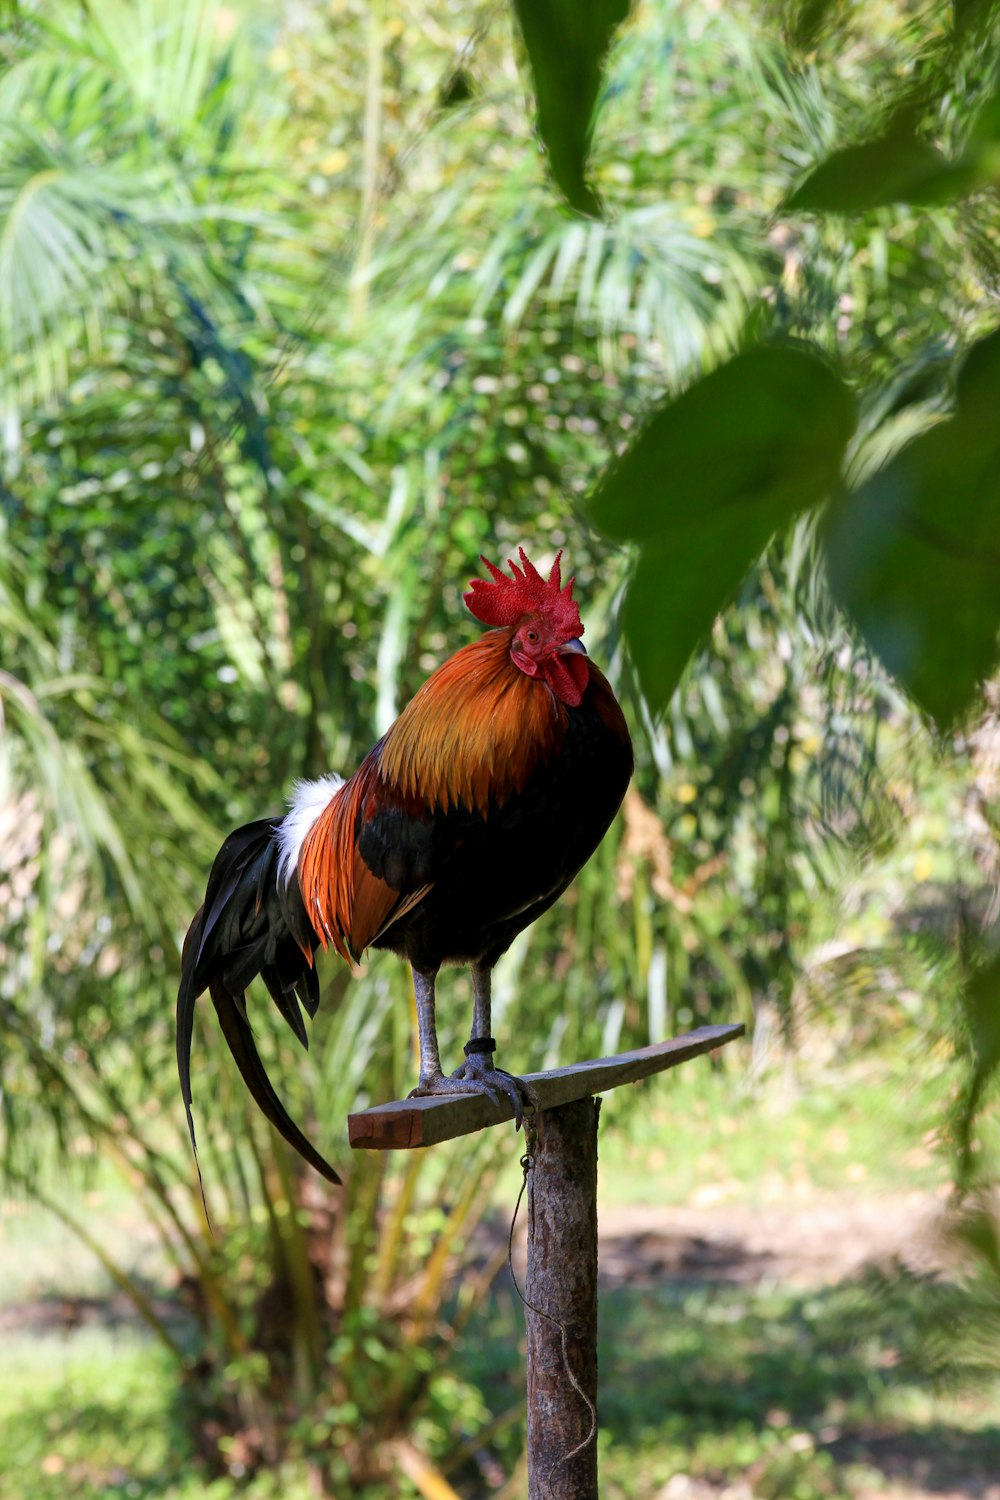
207;979;341;1184
177;818;342;1187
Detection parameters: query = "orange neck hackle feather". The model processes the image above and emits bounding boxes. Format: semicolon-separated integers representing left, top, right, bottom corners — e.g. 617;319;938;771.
378;630;566;815
297;769;370;963
296;630;576;960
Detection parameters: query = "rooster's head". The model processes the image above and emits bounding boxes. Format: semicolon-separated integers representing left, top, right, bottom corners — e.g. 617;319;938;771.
464;548;589;707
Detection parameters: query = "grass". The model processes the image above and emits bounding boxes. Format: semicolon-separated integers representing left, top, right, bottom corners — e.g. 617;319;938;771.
5;1273;998;1500
453;1274;1000;1499
0;1325;331;1500
0;1328;197;1500
2;1036;998;1499
595;1278;1000;1499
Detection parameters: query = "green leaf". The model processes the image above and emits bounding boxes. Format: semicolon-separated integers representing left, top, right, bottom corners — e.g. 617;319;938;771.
621;517;775;712
589;345;855;543
970;82;1000;146
966;952;1000;1097
512;0;632;217
787;130;956;213
787;104;1000;214
824;328;1000;729
588;345;855;707
952;0;1000;35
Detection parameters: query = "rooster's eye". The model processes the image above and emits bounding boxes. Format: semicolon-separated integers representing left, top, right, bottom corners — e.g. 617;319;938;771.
525;629;539;644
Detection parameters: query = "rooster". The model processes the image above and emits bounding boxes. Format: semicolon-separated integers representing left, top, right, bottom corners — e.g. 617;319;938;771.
178;549;633;1182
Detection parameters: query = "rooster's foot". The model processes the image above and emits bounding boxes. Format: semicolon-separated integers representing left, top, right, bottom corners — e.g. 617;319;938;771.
408;1051;537;1131
454;1058;537;1131
457;1037;538;1130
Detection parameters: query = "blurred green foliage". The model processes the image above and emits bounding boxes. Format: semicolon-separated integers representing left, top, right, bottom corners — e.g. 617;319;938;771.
2;0;1000;1492
825;327;1000;729
512;0;632;216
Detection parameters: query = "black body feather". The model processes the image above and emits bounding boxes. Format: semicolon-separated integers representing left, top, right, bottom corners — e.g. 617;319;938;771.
366;685;633;970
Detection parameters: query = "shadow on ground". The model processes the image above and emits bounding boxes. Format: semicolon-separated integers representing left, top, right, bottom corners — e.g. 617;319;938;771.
454;1233;1000;1499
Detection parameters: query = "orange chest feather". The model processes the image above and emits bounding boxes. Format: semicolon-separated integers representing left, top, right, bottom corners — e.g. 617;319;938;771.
378;633;566;816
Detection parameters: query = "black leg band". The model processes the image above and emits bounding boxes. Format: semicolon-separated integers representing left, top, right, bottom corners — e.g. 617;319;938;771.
464;1036;497;1057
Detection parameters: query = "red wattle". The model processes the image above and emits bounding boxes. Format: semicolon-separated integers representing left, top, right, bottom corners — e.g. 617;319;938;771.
542;652;589;707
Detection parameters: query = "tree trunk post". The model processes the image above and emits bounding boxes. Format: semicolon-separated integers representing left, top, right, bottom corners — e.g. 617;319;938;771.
525;1095;601;1500
348;1026;746;1496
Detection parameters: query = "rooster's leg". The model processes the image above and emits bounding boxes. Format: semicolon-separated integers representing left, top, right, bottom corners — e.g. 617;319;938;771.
408;962;535;1128
450;962;538;1129
412;965;444;1082
469;958;492;1045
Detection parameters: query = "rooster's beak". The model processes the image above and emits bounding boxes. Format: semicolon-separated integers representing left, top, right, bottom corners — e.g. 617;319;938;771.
560;639;587;656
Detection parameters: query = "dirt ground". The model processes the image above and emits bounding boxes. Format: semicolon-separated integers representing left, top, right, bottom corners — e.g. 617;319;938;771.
594;1189;952;1289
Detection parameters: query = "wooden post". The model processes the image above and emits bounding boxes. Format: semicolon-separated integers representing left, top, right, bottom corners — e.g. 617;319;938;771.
348;1024;745;1497
525;1096;600;1499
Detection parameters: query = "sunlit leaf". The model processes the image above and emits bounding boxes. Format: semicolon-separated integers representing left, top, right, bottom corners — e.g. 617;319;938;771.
588;346;855;707
824;328;1000;728
512;0;632;216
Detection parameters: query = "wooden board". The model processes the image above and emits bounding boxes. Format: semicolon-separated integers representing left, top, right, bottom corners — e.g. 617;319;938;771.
347;1022;744;1151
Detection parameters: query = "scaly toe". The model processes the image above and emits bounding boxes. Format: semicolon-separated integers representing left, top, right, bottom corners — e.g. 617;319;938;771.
495;1071;526;1130
453;1060;538;1131
408;1073;504;1110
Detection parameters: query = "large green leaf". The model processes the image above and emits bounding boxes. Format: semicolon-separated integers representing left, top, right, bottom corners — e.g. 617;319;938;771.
787;95;1000;214
588;346;856;707
787;129;956;213
589;346;854;543
824;328;1000;729
620;514;783;713
511;0;632;216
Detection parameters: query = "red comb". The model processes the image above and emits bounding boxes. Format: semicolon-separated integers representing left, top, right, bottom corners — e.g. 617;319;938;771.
464;548;583;638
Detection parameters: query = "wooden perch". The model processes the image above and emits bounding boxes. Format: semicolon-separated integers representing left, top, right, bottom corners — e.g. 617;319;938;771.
348;1022;744;1151
349;1020;745;1500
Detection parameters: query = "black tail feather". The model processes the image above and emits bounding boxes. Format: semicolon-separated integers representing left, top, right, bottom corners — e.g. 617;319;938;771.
209;981;341;1185
295;960;321;1019
177;915;209;1207
220;937;270;997
260;964;309;1048
195;820;274;967
177;817;342;1187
